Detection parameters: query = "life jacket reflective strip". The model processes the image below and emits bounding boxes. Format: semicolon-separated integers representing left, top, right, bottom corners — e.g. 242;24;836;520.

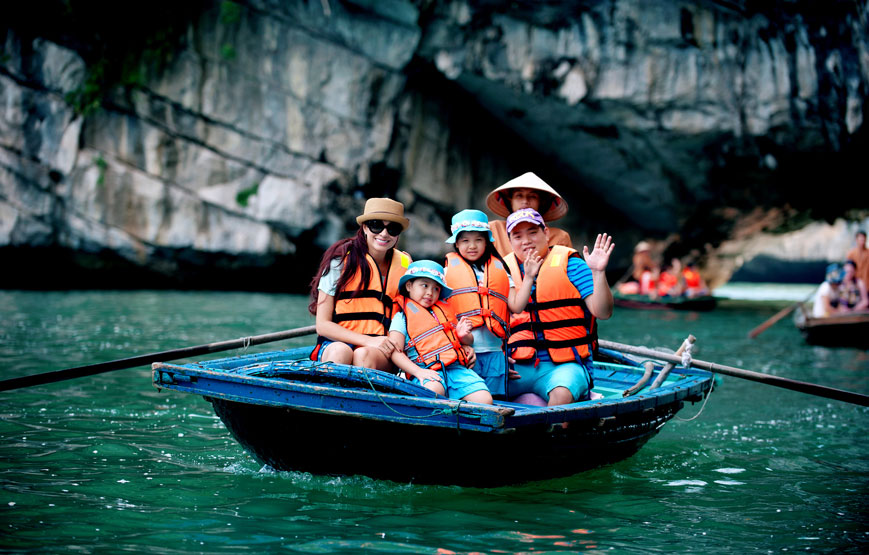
504;246;594;363
443;252;510;338
400;298;469;371
682;268;701;288
310;249;411;360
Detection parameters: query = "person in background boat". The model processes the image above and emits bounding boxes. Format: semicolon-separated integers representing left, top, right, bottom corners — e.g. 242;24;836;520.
846;230;869;287
388;260;493;404
442;209;542;398
308;198;412;372
656;258;684;298
486;172;572;257
616;241;658;296
813;263;844;317
503;208;615;406
681;259;709;297
836;260;869;313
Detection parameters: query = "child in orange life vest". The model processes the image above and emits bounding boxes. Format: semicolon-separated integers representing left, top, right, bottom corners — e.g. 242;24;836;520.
657;258;683;297
682;260;709;297
442;209;542;398
388;260;494;404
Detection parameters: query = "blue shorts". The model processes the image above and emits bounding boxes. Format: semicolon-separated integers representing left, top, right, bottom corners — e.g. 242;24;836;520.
508;358;591;403
419;362;489;400
474;351;507;397
314;340;357;361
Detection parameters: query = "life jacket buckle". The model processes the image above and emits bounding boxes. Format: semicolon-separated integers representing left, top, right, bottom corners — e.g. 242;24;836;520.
477;286;489;296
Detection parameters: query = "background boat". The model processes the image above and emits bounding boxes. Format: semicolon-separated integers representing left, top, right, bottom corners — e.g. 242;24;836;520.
794;310;869;349
613;291;717;311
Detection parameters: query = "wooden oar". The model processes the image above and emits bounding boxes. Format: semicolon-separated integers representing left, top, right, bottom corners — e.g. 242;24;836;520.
599;339;869;407
0;325;317;392
748;288;817;339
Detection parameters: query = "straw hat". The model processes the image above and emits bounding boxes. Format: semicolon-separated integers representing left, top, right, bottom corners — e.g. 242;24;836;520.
355;198;410;230
634;241;651;253
485;172;568;222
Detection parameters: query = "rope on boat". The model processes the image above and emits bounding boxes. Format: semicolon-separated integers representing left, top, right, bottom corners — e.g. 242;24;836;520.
357;366;479;425
675;376;715;422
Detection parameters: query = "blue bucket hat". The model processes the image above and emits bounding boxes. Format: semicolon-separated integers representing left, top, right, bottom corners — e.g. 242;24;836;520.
445;209;494;244
398;260;453;300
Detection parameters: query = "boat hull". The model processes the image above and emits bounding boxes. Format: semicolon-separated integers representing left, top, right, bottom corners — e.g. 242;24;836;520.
796;313;869;348
209;396;678;486
153;347;713;486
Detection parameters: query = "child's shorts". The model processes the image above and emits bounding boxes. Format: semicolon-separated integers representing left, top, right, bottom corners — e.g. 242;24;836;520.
508;359;590;402
473;351;507;397
419;362;489;400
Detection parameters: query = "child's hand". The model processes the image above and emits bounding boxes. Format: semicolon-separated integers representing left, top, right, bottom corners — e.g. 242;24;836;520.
455;316;473;339
462;345;476;369
507;356;521;379
416;368;443;384
523;251;544;279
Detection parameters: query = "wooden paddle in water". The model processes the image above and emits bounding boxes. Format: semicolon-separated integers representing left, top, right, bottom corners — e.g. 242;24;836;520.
600;339;869;407
748;288;817;339
0;325;317;392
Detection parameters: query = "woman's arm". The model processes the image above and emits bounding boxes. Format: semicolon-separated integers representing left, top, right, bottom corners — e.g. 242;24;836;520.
856;279;869;311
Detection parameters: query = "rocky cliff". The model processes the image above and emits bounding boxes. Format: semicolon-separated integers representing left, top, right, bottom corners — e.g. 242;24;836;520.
2;0;867;290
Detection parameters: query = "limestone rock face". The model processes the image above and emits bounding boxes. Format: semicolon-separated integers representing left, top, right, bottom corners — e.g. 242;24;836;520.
1;0;866;289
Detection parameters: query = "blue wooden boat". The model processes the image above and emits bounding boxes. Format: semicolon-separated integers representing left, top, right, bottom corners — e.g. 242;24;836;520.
152;346;714;486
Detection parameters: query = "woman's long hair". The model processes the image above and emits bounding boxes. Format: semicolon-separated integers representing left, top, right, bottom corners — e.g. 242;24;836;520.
308;227;379;315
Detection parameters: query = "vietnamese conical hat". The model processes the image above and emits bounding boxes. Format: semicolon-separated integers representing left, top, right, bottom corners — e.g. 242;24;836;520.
485;172;568;221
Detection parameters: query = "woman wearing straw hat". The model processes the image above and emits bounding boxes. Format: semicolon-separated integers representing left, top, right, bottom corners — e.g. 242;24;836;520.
486;172;572;257
307;198;412;372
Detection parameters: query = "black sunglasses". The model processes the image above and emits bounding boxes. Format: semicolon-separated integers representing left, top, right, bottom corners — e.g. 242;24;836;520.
365;220;403;237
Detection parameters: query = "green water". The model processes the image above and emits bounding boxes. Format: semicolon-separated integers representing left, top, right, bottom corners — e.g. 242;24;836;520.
1;290;866;553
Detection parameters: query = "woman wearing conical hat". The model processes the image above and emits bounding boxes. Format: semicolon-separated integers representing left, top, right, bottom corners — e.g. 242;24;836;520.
486;172;572;257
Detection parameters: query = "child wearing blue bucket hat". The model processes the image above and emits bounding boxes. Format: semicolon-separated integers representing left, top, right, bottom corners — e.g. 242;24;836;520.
388;260;493;404
442;209;543;398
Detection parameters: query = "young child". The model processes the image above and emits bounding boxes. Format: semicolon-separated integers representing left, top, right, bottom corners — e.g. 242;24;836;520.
442;209;542;398
389;260;494;404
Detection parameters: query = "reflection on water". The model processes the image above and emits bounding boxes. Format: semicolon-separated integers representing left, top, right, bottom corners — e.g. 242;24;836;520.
1;290;867;553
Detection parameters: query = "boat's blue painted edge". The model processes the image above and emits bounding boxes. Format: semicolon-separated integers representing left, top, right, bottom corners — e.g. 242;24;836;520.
153;347;715;432
153;362;512;432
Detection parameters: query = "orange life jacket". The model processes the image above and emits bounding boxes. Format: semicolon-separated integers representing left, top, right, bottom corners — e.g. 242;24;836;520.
400;298;470;370
657;271;679;296
443;252;510;338
683;268;701;288
504;245;595;363
310;249;411;360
